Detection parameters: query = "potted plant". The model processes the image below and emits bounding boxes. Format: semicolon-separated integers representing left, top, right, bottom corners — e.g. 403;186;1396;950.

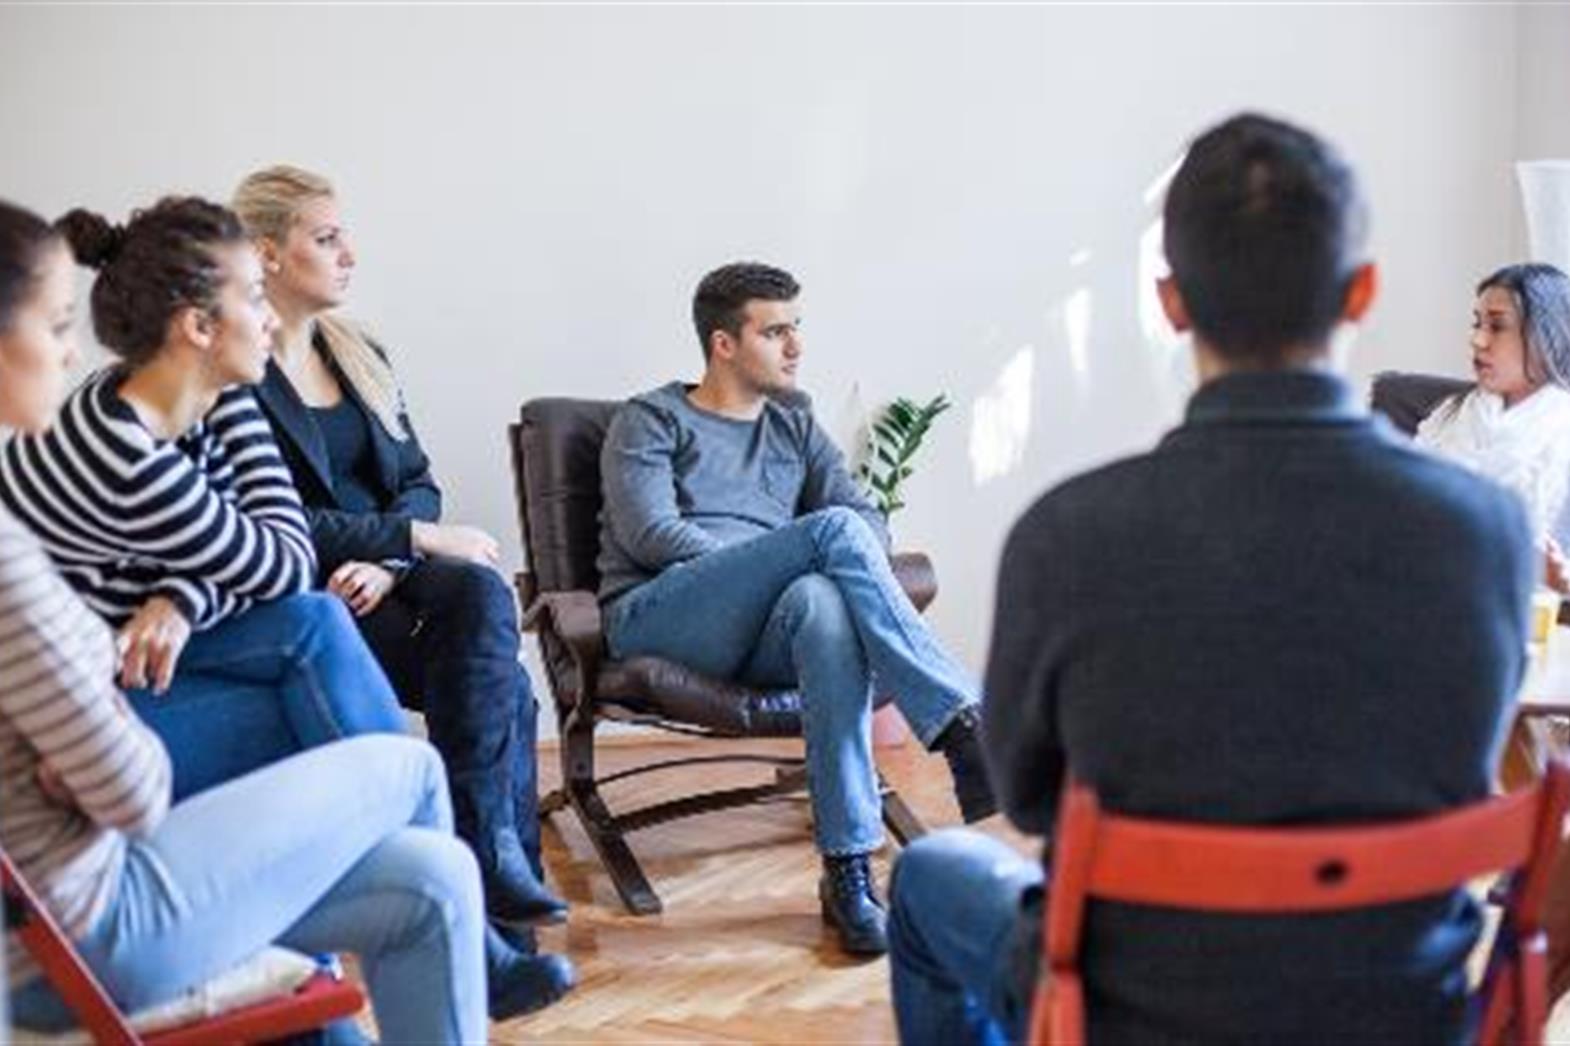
858;394;952;519
857;394;952;746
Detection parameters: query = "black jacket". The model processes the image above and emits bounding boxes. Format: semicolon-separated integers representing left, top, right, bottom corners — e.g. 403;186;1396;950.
986;371;1534;1044
256;335;441;581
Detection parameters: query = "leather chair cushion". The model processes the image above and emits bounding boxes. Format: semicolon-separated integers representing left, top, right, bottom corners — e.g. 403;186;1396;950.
1369;371;1470;435
517;398;619;595
597;657;805;737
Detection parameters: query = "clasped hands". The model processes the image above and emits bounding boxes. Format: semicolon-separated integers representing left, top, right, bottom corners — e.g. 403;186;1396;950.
328;522;502;618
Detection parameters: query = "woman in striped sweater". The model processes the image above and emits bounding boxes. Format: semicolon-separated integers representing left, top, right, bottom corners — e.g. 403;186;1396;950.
0;197;411;800
0;198;568;1041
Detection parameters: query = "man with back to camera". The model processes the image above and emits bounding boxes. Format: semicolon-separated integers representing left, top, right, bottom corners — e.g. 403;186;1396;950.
596;262;996;957
885;113;1535;1043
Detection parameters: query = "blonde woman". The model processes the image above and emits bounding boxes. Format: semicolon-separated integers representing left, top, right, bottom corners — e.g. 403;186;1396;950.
233;166;569;941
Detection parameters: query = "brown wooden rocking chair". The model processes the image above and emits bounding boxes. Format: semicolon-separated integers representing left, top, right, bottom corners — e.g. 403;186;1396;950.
508;397;932;915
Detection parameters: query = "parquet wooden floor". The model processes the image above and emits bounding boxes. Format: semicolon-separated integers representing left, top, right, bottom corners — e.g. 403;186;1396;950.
492;735;1029;1045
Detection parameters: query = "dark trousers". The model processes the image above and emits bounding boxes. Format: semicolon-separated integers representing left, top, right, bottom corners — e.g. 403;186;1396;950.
357;555;543;874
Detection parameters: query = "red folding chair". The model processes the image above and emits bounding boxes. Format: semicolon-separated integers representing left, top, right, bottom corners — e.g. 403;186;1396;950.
1;846;365;1045
1028;759;1570;1046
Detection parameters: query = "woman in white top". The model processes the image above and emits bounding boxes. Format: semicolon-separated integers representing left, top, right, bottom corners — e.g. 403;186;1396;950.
1416;263;1570;589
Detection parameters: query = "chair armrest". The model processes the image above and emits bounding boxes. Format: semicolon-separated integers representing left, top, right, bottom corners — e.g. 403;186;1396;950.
522;590;606;701
892;552;938;613
514;571;539;628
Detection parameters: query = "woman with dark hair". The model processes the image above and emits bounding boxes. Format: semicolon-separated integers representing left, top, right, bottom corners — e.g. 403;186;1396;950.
1416;263;1570;586
232;165;566;929
0;197;564;1042
0;196;574;1023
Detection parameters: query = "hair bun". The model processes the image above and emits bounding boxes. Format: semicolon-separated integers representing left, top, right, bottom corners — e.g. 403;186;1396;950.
55;208;125;270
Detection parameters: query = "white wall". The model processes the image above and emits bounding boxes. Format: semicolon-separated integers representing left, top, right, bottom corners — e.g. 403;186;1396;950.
0;6;1533;731
1518;4;1570;161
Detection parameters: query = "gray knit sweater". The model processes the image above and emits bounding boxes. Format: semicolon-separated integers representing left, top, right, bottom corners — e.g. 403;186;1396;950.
597;383;887;602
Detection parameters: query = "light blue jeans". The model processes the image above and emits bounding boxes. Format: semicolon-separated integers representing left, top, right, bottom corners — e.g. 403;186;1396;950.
888;829;1043;1046
605;507;979;856
10;735;488;1044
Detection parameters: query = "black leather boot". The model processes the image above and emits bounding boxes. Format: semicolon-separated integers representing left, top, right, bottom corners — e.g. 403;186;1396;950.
935;705;998;823
479;826;569;929
819;853;888;956
484;921;577;1020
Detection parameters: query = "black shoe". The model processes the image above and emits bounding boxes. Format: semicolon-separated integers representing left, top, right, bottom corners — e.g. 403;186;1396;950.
936;706;998;823
484;922;577;1020
479;827;569;929
819;853;888;956
492;921;538;955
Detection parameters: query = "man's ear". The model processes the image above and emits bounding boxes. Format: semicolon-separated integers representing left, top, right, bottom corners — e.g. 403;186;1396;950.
708;328;736;363
173;305;216;350
1157;276;1191;333
1342;262;1378;323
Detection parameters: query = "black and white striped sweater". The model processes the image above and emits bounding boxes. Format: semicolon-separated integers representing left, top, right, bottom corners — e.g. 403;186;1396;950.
0;369;317;629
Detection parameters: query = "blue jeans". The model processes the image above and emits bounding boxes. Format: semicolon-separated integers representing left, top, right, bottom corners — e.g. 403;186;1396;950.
888;829;1043;1046
128;594;408;800
11;735;489;1044
357;556;545;876
605;507;978;856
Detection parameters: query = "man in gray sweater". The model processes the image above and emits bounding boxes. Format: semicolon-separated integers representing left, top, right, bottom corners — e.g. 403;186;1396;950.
597;262;994;956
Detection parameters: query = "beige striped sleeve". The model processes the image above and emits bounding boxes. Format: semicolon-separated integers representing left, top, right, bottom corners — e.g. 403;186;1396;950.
0;517;171;838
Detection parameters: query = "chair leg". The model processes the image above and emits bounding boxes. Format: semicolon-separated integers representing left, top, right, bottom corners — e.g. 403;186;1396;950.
558;713;663;915
539;787;569;816
569;781;662;915
880;773;927;846
773;763;809;791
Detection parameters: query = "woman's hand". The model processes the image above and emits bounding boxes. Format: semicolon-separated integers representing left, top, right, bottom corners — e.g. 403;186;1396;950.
411;522;500;567
328;561;397;617
1546;539;1570;595
117;596;192;694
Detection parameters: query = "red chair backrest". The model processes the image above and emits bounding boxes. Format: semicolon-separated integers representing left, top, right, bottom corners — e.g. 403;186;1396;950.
1029;759;1570;1046
1;845;364;1045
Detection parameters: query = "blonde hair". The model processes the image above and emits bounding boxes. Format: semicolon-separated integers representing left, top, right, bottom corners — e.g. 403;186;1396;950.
232;165;407;439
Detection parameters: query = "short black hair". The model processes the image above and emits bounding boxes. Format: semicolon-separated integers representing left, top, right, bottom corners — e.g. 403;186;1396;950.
692;262;800;361
1163;113;1369;363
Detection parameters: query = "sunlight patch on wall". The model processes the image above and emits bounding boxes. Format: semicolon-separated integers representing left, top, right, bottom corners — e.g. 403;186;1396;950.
968;345;1035;487
1064;287;1093;394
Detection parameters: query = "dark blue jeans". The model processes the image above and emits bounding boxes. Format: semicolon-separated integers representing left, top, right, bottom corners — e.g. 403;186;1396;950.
888;829;1042;1046
128;593;408;800
357;556;543;872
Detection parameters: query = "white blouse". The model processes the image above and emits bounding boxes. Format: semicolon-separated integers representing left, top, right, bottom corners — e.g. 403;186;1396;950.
1415;384;1570;543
